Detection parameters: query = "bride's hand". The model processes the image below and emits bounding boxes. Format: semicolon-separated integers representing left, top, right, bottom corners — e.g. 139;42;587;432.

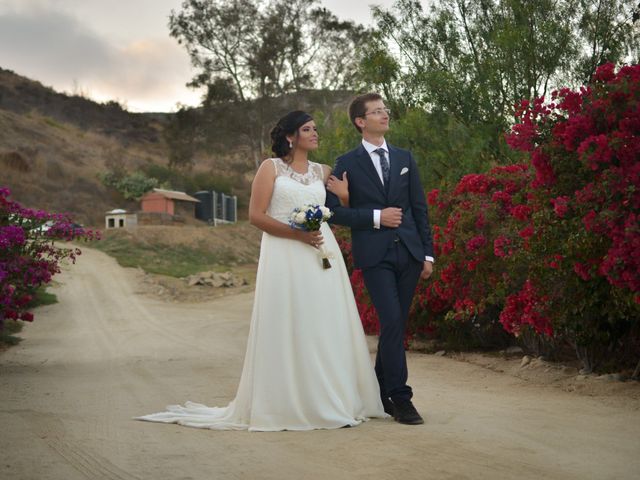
294;230;324;249
326;172;349;206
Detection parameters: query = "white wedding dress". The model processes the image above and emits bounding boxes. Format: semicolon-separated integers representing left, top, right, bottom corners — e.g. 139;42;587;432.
136;158;386;431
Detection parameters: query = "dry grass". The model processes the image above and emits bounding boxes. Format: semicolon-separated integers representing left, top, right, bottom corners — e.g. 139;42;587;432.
0;69;255;225
92;223;262;277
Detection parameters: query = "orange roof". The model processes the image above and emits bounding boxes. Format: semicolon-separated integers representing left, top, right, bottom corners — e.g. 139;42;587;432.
147;188;200;203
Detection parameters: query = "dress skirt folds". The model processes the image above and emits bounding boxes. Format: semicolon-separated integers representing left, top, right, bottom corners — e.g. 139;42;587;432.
135;159;386;431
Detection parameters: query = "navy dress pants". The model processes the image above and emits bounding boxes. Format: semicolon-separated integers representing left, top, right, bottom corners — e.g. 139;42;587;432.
361;236;423;402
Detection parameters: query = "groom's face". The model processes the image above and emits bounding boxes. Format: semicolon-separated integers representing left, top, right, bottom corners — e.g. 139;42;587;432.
358;99;390;136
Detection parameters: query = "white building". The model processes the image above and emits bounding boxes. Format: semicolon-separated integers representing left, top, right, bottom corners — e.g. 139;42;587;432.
105;209;137;229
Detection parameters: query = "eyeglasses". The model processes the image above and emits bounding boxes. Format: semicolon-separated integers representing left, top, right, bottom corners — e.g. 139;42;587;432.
363;108;391;117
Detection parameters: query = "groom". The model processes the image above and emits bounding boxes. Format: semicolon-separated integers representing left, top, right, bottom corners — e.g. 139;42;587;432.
326;93;434;425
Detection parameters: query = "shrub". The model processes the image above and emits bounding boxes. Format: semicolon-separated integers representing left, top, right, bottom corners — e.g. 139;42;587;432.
0;187;99;330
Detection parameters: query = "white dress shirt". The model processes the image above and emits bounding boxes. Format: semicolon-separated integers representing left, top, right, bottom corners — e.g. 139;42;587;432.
362;139;434;264
362;138;389;185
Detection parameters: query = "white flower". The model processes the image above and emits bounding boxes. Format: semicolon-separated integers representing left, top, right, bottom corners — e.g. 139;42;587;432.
295;212;307;224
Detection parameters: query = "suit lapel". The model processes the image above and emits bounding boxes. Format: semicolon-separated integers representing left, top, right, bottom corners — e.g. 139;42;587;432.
356;144;386;198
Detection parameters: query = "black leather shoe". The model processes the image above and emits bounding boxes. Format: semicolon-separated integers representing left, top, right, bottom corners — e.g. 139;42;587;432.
381;396;394;416
392;399;424;425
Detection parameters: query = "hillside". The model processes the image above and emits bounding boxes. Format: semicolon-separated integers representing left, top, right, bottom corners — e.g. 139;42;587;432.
0;67;171;224
0;68;352;225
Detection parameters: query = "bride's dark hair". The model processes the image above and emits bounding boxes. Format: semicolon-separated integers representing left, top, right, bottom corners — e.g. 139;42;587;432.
270;110;313;159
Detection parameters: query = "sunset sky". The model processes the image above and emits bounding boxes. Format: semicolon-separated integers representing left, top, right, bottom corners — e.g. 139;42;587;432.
0;0;399;112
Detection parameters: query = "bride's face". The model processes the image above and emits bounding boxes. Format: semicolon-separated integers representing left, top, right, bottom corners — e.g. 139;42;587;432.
294;120;319;151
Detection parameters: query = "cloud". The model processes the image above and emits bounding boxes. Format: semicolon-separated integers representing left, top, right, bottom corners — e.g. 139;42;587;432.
0;8;114;82
319;0;396;23
93;38;202;112
0;3;200;112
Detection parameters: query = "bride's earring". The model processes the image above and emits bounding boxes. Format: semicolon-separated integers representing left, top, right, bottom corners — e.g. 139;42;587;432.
289;141;293;148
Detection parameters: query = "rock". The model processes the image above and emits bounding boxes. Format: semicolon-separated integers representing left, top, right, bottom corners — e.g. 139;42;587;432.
561;366;576;375
576;375;587;381
434;350;446;357
185;270;249;288
520;355;532;367
529;357;543;367
506;346;524;355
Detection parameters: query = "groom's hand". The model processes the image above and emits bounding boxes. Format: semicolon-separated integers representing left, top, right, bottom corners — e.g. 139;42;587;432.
421;261;433;280
380;207;403;228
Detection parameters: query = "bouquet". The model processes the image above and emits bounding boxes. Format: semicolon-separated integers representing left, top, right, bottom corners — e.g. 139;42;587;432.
289;204;333;269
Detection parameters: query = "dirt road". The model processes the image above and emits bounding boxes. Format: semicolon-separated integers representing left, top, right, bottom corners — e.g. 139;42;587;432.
1;247;639;480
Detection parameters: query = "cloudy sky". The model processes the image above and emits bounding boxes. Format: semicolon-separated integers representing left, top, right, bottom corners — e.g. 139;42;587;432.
0;0;398;112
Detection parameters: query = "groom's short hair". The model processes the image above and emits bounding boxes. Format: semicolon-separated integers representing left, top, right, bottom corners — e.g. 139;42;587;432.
349;93;384;133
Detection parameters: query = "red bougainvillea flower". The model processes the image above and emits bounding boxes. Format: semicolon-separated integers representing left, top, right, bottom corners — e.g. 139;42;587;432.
465;235;487;252
509;205;533;221
550;196;570;218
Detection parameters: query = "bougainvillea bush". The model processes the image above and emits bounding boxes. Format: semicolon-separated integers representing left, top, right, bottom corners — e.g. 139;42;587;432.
413;164;536;350
422;63;639;371
0;187;99;330
342;63;639;372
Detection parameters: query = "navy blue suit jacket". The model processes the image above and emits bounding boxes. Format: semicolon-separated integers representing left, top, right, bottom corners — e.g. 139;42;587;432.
326;143;435;269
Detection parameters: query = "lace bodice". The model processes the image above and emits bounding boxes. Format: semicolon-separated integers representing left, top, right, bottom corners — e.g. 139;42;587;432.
267;158;326;224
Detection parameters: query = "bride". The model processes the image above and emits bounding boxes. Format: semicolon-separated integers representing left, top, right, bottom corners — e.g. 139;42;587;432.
135;110;387;431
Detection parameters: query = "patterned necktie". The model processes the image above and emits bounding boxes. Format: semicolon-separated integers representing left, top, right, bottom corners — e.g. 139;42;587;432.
374;148;390;186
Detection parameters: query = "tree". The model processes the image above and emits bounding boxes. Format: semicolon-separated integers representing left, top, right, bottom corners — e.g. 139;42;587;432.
573;0;640;83
164;106;200;170
99;171;158;200
365;0;579;130
169;0;368;167
352;0;640;190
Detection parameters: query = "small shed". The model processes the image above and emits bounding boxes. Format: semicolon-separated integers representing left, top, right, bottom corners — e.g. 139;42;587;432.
105;209;137;229
140;188;200;217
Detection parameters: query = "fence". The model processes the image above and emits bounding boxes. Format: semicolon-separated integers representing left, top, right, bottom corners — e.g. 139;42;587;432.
194;190;238;225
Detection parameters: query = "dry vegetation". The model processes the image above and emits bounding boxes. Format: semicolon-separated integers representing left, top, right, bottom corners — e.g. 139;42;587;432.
90;223;263;302
0;68;255;224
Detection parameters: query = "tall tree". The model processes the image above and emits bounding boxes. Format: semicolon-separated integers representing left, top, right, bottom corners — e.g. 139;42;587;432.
169;0;368;167
574;0;640;83
358;0;640;184
366;0;579;127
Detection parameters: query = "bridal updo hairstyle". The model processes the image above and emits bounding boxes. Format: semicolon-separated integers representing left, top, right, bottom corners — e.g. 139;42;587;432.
270;110;313;160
